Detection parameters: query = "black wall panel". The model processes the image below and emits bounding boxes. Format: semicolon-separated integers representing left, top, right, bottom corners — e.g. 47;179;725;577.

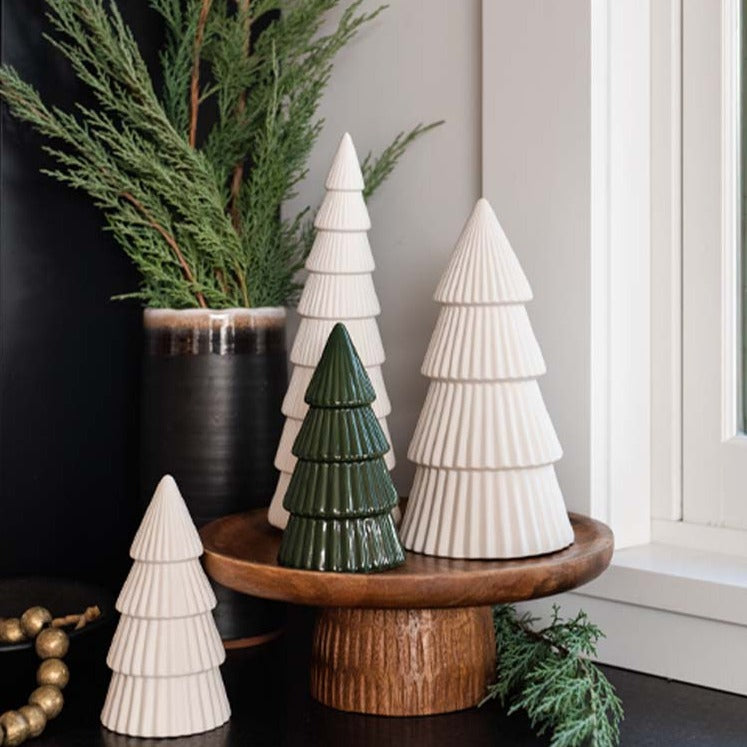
0;2;163;588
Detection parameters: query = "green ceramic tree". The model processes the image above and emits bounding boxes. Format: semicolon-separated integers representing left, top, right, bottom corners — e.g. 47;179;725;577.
277;323;405;573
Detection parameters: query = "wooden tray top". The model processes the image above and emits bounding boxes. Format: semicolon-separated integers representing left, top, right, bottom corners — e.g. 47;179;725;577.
201;510;613;609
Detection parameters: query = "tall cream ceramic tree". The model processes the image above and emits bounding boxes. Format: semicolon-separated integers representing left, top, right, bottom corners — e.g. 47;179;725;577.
268;133;395;529
400;199;574;559
101;475;230;738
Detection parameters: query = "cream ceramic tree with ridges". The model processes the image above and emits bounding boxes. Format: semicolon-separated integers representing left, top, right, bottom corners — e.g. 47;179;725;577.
400;199;574;559
268;133;396;530
101;475;230;738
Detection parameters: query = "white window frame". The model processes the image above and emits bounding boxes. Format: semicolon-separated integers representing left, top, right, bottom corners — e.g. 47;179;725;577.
679;0;747;531
483;0;747;694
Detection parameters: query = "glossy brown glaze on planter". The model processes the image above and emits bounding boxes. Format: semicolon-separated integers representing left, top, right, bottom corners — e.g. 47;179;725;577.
141;308;287;521
141;308;287;642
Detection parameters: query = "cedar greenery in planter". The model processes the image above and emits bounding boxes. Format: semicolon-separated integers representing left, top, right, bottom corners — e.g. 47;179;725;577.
0;0;440;309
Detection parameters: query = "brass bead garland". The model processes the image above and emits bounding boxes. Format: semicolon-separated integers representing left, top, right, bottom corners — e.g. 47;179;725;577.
0;711;29;747
36;660;69;690
15;708;44;739
19;610;51;640
27;688;63;721
34;629;69;660
0;605;100;746
0;620;24;646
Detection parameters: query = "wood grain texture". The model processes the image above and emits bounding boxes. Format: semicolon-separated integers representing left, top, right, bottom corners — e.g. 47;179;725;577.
310;606;496;716
201;509;613;608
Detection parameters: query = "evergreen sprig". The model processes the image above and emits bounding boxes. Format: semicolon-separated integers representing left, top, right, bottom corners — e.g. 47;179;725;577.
361;121;444;199
0;0;441;308
482;605;623;747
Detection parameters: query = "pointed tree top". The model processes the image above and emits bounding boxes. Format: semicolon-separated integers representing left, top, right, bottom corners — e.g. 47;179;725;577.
305;323;376;407
130;475;203;562
325;132;365;191
435;198;533;305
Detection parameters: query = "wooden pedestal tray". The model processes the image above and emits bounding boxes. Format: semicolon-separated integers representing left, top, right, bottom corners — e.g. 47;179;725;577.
201;510;613;717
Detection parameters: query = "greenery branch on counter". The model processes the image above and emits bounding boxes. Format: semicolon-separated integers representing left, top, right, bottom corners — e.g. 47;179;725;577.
0;0;441;308
483;604;624;747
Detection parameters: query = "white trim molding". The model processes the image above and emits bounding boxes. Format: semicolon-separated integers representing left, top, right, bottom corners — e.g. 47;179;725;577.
590;0;652;547
651;0;683;521
720;0;741;443
589;0;612;530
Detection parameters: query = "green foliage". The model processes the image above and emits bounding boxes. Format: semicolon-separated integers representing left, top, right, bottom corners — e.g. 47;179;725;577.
361;121;444;199
482;604;624;747
0;0;441;308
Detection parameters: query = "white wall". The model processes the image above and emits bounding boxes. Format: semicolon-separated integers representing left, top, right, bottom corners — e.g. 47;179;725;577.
288;0;482;492
482;0;592;514
291;2;593;510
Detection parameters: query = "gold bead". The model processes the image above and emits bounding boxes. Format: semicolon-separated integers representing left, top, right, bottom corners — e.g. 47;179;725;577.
28;686;63;720
19;607;52;639
0;619;25;645
35;628;69;660
0;710;30;746
17;706;45;739
37;658;69;689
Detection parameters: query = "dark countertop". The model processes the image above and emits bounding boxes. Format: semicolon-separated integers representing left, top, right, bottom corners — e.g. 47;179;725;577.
2;607;746;747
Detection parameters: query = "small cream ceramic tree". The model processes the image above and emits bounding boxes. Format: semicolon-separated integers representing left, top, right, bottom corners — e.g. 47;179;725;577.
400;199;574;559
101;475;230;738
268;133;395;529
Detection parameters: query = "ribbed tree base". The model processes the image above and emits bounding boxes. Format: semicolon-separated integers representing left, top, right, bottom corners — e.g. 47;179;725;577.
278;514;404;572
310;606;496;716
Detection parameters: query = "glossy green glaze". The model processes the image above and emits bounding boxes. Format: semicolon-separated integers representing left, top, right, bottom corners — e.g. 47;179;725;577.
278;323;405;573
283;459;398;518
304;325;376;408
278;514;405;573
291;406;388;462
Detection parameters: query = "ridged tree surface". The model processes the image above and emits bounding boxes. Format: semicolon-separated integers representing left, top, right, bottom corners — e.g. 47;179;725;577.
277;323;404;573
268;133;395;530
101;475;230;738
400;199;574;559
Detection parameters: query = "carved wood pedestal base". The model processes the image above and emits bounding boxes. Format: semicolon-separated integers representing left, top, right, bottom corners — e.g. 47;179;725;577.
310;606;496;716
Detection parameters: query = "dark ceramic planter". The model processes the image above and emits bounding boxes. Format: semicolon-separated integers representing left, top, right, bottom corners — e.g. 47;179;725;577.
140;308;287;643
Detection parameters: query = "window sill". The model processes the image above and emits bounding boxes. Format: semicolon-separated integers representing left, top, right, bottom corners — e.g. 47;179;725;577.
651;518;747;559
576;540;747;627
521;539;747;694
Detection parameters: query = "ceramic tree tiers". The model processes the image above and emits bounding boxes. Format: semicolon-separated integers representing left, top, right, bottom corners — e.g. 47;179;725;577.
400;198;574;559
268;133;395;530
277;323;404;572
101;476;230;738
